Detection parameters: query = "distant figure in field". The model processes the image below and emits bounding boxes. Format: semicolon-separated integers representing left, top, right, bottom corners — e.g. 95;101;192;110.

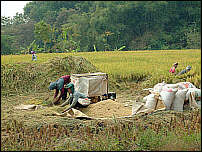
169;62;178;74
48;75;71;105
177;65;192;76
31;51;37;61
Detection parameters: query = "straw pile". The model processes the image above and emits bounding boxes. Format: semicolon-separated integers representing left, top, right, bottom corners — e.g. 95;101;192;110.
80;99;132;118
1;56;98;95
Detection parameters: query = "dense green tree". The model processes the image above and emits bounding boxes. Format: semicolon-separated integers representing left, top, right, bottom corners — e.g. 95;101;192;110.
1;13;34;54
1;35;17;54
15;21;36;49
54;8;76;29
24;1;80;22
1;16;13;26
185;22;201;49
43;10;57;26
12;13;29;25
34;20;52;52
2;1;201;54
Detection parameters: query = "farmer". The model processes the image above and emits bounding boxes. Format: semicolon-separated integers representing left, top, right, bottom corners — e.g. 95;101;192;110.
31;51;37;61
177;65;192;76
48;75;71;105
61;83;89;113
169;62;178;74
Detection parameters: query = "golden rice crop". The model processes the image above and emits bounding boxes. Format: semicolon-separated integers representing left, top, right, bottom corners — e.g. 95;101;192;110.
1;49;201;87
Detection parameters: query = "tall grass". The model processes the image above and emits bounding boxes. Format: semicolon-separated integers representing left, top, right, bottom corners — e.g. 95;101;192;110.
1;109;201;151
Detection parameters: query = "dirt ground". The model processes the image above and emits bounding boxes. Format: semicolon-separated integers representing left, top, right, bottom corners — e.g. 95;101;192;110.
1;81;147;129
1;81;199;134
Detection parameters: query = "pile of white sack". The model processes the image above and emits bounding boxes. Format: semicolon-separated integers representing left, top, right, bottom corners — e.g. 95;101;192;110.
143;82;201;112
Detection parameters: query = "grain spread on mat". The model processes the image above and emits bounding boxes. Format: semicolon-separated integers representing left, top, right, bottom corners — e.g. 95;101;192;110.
80;99;132;118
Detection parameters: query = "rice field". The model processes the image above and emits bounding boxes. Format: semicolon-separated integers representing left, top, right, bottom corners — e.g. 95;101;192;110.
1;49;201;151
1;49;201;87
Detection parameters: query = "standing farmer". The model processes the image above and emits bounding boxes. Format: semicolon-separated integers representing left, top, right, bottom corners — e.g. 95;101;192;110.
31;51;37;61
49;75;71;105
169;62;178;74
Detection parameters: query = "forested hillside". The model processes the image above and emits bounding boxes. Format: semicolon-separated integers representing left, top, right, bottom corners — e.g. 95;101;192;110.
1;1;201;55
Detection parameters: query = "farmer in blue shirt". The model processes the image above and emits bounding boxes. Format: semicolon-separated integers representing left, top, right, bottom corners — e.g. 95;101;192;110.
49;75;71;105
61;83;89;113
177;65;191;76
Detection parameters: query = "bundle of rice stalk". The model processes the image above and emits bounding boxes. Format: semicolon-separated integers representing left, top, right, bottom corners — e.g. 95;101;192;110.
25;99;44;105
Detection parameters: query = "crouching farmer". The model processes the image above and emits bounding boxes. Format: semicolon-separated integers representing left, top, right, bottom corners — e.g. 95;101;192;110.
177;65;191;76
61;83;90;113
49;75;71;105
169;62;178;74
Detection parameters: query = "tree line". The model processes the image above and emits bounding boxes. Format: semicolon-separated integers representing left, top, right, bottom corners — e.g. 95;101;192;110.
1;1;201;55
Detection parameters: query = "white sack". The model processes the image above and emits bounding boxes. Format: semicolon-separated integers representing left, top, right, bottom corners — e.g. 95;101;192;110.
78;98;91;106
171;89;188;112
143;96;147;102
185;88;201;109
185;88;201;101
160;88;178;110
177;82;196;90
165;84;179;88
153;81;166;93
143;94;151;102
14;104;44;110
144;94;157;109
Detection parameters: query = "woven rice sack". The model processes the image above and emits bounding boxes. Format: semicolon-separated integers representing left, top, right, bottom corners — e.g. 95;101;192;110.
177;82;196;90
143;94;151;102
171;89;188;112
153;81;166;93
144;94;157;109
165;84;179;88
143;96;147;102
185;88;201;101
160;88;178;110
78;98;91;106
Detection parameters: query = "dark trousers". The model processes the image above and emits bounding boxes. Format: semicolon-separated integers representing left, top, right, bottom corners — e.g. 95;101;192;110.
62;88;68;100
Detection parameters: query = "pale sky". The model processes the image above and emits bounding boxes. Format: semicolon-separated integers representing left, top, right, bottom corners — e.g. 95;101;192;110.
1;1;31;18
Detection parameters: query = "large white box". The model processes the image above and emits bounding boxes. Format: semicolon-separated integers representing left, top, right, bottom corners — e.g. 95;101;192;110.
71;72;108;97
